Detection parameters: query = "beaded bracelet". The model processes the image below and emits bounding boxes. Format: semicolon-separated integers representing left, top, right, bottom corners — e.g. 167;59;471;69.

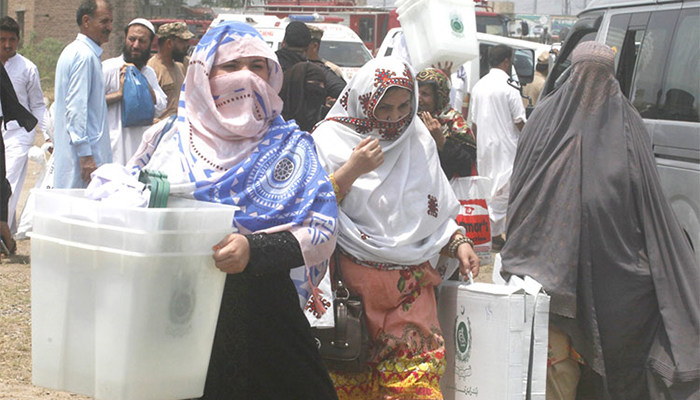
449;235;474;258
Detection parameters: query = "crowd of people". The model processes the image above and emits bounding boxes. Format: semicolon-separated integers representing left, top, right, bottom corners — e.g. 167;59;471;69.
0;0;697;399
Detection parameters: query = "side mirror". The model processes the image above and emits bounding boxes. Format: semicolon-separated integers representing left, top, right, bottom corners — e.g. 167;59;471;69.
521;21;530;37
513;49;535;85
508;78;535;117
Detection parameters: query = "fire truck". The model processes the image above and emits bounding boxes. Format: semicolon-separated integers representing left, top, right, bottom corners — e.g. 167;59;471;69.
149;0;512;56
250;0;513;54
246;0;398;53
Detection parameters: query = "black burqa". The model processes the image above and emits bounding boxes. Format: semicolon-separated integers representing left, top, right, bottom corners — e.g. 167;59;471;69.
0;62;37;221
500;42;699;399
280;62;327;132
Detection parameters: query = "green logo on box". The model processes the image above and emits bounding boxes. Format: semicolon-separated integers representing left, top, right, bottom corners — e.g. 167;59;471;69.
457;321;469;352
451;14;464;34
454;315;472;363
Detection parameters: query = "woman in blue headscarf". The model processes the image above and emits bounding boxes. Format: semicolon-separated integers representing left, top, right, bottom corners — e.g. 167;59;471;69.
130;22;339;399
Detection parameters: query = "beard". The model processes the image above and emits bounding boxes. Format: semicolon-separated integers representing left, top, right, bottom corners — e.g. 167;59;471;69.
171;46;187;63
122;44;151;70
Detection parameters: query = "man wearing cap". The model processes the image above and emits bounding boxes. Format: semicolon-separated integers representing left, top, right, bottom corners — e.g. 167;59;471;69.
306;25;346;100
54;0;113;188
0;16;47;235
275;21;311;71
103;18;166;165
523;51;549;107
147;21;192;121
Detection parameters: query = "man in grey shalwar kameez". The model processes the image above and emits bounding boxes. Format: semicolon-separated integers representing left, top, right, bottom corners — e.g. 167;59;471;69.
500;42;699;400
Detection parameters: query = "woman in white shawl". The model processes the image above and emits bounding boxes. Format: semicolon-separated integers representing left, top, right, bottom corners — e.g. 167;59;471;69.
313;57;480;400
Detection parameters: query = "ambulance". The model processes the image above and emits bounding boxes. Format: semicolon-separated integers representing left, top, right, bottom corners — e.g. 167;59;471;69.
211;14;374;81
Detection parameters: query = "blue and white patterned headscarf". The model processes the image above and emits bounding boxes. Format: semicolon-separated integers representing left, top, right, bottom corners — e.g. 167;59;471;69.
130;22;338;317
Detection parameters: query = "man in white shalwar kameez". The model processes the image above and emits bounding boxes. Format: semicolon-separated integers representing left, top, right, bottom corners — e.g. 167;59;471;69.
103;18;166;165
470;45;526;246
0;16;47;235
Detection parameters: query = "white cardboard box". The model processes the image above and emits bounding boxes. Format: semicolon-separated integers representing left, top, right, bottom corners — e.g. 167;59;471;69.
438;280;550;400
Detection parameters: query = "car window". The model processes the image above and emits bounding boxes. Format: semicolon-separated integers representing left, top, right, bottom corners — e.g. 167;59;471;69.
630;10;679;119
617;29;645;97
358;18;374;43
658;8;700;122
477;16;508;36
477;44;535;83
513;49;535;84
605;14;630;70
319;41;373;68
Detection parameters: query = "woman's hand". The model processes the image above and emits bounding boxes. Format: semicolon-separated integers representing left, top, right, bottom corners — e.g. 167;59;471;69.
334;136;384;194
457;241;480;279
347;136;384;175
331;137;384;199
420;112;446;150
432;61;454;78
212;233;250;274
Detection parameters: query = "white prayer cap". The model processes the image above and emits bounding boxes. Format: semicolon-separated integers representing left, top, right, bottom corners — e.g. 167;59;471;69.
127;18;156;35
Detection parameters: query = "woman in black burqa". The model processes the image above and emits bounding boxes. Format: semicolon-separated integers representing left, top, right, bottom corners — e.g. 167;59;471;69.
500;41;699;399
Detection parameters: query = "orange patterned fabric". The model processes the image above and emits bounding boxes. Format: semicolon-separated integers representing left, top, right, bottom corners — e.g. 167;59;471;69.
547;325;585;367
331;254;446;400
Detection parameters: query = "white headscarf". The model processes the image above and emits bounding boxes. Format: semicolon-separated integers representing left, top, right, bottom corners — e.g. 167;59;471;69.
313;57;460;270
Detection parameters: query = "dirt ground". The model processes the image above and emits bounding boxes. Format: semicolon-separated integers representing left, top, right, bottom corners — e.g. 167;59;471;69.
0;133;495;399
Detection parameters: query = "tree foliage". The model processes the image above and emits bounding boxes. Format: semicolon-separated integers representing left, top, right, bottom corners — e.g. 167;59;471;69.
19;32;66;100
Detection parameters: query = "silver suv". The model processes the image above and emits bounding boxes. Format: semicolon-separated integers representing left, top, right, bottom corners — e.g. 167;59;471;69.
542;0;700;264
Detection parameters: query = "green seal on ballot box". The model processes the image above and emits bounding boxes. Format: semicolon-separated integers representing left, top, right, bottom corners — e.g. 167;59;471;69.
455;313;472;363
450;13;464;35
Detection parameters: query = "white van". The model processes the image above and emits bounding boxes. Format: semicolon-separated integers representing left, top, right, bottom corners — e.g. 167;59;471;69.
542;0;700;263
211;14;373;81
376;27;550;121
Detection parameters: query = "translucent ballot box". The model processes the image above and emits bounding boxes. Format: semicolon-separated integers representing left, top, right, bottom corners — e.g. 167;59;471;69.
33;189;232;231
30;189;237;400
396;0;479;71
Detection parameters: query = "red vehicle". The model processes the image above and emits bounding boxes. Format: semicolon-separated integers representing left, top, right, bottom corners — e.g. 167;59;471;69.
257;0;511;54
156;0;512;56
475;11;510;36
256;1;397;53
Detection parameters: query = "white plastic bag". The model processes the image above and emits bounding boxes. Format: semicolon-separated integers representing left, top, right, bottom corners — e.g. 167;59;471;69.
16;148;53;240
451;176;493;264
297;266;335;328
